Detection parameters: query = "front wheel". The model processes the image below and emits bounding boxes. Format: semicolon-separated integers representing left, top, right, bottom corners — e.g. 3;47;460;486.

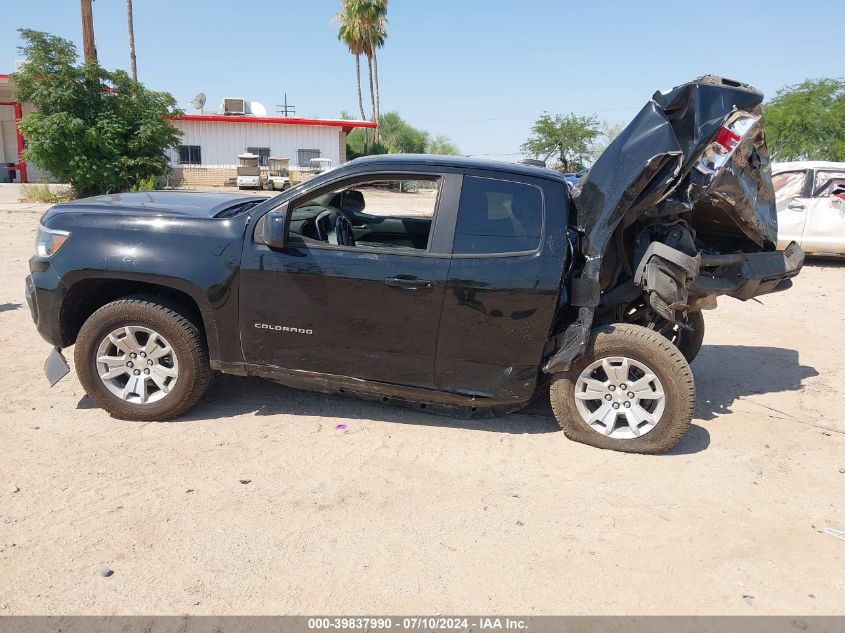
550;323;695;454
74;296;212;421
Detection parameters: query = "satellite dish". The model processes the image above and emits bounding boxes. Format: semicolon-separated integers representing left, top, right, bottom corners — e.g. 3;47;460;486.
191;92;206;112
250;101;268;117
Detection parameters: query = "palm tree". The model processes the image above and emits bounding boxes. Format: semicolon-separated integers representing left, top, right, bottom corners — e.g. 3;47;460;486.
367;1;387;144
336;1;368;127
126;0;137;81
337;0;388;144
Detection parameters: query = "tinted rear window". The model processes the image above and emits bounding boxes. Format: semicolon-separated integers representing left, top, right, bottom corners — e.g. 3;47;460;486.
453;176;542;254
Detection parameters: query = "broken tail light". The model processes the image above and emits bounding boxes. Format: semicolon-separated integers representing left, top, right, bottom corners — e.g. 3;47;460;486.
696;112;758;175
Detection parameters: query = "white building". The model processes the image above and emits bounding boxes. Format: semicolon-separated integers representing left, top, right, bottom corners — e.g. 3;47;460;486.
2;73;376;186
168;112;376;187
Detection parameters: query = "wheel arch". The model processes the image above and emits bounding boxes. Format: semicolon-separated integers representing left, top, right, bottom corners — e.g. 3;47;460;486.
58;275;219;360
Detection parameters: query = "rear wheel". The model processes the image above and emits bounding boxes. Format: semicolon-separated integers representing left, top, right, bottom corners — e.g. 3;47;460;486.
550;323;695;454
673;310;705;363
74;296;212;421
625;303;705;363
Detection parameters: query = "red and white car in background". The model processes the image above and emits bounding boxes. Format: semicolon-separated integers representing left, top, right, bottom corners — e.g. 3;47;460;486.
774;161;845;257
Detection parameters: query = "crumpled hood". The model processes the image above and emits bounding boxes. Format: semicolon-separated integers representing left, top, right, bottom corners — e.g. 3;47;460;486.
573;75;777;260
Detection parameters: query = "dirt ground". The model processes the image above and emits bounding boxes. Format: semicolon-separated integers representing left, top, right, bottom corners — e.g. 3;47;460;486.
0;195;843;615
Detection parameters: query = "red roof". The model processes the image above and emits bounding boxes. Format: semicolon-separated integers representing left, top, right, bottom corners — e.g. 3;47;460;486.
172;113;376;133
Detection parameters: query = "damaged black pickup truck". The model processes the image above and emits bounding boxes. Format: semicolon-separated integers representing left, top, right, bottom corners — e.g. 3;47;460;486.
26;76;803;453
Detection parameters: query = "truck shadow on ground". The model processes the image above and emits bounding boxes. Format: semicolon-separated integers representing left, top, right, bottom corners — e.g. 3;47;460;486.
692;344;818;421
174;378;714;454
77;345;815;453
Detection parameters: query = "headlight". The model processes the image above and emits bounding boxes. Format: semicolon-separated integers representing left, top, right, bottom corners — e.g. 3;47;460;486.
35;224;70;257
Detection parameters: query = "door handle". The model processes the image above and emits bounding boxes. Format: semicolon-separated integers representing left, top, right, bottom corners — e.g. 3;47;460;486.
788;201;806;211
384;275;433;290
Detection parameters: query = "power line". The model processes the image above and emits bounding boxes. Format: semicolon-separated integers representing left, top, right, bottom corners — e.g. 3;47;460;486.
471;104;642;123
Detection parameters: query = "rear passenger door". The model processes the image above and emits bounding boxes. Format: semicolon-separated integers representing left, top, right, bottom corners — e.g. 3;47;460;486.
435;173;569;403
801;169;845;255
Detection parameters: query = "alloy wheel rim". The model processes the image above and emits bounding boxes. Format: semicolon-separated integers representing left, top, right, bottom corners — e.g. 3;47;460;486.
95;325;179;404
573;356;666;440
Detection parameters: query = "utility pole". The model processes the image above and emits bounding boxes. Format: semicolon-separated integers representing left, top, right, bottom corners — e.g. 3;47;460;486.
81;0;97;63
126;0;137;81
275;93;296;117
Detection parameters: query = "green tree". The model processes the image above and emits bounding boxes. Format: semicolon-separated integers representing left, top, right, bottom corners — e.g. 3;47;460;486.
426;134;460;156
520;112;602;172
14;29;181;197
378;111;427;153
343;111;459;159
764;78;845;161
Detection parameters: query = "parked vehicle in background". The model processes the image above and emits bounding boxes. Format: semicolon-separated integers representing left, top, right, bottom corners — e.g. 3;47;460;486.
266;157;291;191
236;153;262;190
563;169;587;188
774;161;845;257
26;76;803;454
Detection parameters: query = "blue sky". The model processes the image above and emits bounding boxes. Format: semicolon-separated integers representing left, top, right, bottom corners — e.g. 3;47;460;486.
3;0;843;160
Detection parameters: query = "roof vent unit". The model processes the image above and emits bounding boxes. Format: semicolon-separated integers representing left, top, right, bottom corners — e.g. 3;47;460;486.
222;98;246;115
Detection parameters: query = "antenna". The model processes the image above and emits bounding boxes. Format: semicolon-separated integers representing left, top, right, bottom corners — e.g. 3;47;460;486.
275;92;296;117
191;92;207;113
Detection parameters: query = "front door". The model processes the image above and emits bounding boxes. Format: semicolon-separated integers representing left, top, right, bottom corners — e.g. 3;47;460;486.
239;172;450;388
773;169;810;249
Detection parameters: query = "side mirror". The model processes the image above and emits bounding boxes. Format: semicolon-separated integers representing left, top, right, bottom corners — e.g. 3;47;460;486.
258;207;288;249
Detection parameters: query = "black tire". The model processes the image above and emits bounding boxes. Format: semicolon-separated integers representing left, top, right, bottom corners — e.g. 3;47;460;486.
74;296;212;421
674;310;705;363
549;323;695;454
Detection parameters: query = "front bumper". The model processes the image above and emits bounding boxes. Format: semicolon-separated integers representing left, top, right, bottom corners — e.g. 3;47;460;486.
690;241;804;301
25;263;67;349
27;270;71;385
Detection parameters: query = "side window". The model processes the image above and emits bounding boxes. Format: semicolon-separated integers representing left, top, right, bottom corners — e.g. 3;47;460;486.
453;176;542;255
177;145;202;165
289;176;441;251
772;171;806;203
297;149;321;167
813;171;845;197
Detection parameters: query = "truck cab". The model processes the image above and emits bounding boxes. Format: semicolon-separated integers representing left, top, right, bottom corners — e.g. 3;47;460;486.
240;156;570;407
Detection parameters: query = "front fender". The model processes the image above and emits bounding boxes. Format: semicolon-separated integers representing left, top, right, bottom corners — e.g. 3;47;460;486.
34;212;249;363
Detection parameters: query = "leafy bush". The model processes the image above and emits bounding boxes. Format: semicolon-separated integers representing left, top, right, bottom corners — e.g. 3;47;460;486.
130;175;158;192
13;29;182;198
